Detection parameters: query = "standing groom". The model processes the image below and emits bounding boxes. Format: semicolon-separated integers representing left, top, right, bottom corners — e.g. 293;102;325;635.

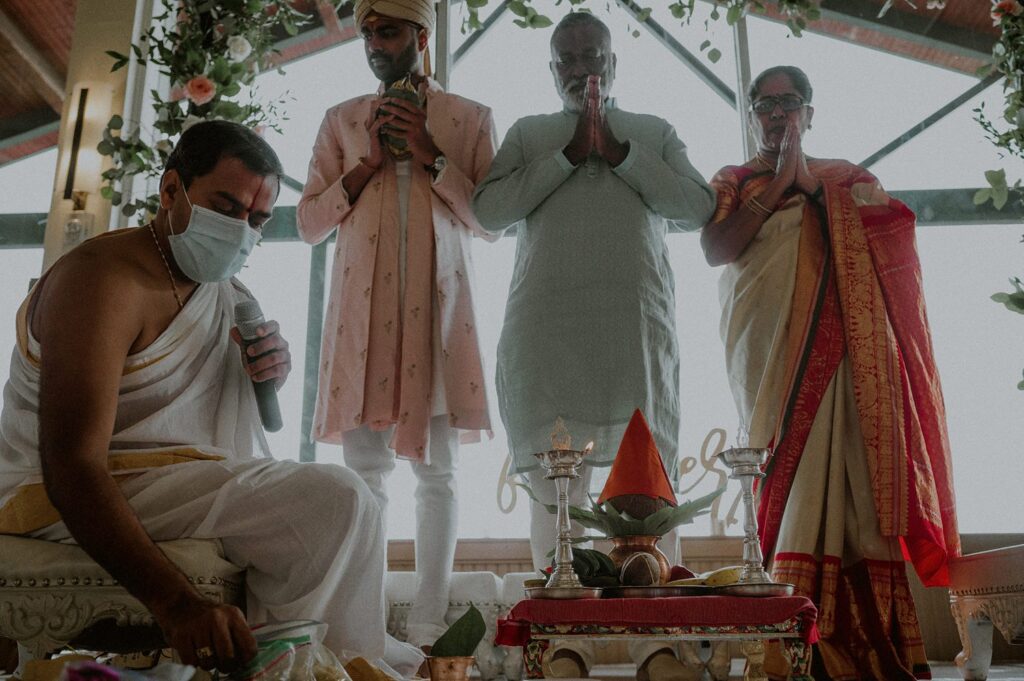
298;0;496;654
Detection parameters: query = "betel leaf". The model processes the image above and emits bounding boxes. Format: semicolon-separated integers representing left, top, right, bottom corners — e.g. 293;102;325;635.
644;486;725;536
524;482;725;538
431;604;486;658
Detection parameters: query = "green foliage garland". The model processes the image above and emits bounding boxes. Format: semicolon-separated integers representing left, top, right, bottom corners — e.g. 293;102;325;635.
974;0;1024;212
97;0;315;220
992;274;1024;389
975;0;1024;389
521;483;725;538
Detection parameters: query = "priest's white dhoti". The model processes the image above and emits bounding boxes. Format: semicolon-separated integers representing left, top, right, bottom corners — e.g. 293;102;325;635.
0;277;415;666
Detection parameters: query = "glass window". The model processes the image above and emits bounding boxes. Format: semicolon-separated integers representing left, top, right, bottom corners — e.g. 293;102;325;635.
0;149;52;389
0;17;1005;540
233;5;1024;539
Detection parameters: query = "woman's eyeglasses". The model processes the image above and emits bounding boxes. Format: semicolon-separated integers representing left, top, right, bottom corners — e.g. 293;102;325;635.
750;95;807;114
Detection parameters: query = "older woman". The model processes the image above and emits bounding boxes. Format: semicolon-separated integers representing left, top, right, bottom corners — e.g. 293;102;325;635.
702;65;960;680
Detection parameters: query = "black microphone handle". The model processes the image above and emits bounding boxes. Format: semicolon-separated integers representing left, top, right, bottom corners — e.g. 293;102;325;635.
234;300;283;433
251;374;283;433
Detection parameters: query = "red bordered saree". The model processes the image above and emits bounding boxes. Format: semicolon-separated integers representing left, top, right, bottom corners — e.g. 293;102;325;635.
710;160;959;681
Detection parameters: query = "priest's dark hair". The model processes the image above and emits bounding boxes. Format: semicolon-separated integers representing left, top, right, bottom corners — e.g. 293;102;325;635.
164;120;283;190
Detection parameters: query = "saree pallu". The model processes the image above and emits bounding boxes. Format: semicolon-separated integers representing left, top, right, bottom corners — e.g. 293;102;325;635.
711;160;959;680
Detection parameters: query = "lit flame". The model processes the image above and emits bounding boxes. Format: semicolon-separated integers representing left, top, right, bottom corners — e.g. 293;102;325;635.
550;417;572;450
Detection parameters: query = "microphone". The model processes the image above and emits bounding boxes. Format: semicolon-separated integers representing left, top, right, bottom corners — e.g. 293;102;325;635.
233;299;283;433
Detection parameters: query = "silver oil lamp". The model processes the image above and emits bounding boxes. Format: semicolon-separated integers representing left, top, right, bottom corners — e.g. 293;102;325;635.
525;419;602;600
716;444;795;597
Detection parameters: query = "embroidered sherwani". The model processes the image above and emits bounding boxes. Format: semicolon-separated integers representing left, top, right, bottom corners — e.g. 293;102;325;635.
298;78;494;460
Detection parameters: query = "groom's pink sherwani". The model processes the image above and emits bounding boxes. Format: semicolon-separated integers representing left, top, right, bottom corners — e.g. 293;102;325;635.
298;78;494;461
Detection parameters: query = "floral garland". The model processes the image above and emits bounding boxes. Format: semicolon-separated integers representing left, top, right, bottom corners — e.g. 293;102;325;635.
974;0;1024;211
463;0;822;50
976;0;1024;388
98;0;314;220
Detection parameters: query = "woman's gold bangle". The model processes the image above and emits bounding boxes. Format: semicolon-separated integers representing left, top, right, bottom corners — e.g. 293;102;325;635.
745;195;773;218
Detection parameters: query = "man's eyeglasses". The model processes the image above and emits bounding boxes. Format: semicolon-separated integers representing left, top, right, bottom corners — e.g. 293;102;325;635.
750;95;807;114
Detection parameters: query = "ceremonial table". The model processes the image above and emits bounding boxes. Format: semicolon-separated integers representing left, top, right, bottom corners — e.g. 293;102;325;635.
496;595;818;681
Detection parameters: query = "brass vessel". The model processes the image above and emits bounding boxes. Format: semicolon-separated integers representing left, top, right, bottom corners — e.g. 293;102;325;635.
426;656;475;681
608;535;671;584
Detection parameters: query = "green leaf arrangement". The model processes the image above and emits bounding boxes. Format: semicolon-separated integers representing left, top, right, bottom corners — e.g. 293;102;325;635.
546;547;620;587
98;0;320;221
431;604;486;658
991;276;1024;390
974;2;1024;215
519;483;726;538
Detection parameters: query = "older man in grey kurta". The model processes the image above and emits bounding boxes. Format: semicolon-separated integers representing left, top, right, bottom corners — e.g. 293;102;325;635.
471;12;714;681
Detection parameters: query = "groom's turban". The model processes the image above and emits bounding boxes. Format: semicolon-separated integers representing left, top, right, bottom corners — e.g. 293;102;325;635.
353;0;436;35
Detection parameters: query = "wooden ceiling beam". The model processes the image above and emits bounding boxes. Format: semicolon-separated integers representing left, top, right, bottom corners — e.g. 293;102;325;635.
0;6;64;112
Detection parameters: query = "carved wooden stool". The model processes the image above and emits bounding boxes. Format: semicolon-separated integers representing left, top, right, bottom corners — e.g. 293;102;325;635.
0;534;243;677
949;544;1024;680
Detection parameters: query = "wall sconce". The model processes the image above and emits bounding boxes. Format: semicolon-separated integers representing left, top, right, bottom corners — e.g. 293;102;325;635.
58;84;108;254
63;190;94;252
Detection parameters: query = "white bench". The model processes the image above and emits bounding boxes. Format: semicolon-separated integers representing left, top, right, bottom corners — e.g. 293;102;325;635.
0;535;530;680
949;544;1024;680
0;534;243;678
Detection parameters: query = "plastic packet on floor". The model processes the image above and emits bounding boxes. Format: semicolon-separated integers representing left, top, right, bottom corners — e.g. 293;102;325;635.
59;660;194;681
230;620;328;681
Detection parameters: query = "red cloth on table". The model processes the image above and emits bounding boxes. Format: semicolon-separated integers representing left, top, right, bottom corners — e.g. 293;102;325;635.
496;596;819;646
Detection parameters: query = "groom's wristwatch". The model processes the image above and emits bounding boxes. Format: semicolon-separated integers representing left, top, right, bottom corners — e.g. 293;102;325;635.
428;154;447;178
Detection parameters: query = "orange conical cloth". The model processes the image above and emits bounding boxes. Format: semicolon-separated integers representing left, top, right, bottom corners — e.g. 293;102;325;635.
597;409;677;506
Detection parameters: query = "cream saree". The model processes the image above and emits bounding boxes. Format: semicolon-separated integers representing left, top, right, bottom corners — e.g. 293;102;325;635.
712;160;959;680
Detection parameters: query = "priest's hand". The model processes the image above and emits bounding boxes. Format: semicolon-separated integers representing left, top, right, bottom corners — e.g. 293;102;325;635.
231;320;292;390
157;593;256;672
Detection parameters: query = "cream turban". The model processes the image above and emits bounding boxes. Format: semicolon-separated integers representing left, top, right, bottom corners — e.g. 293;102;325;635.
354;0;436;35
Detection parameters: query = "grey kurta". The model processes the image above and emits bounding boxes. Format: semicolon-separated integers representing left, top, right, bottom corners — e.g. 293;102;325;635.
472;105;715;474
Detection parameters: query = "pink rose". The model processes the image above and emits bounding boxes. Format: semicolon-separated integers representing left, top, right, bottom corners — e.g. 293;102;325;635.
992;0;1023;24
185;75;216;106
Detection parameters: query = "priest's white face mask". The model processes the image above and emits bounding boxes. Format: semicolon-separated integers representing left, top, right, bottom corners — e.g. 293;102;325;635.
168;184;261;283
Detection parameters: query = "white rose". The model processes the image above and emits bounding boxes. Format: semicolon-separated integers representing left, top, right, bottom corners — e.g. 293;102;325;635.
155;139;173;154
182;115;204;132
227;35;253;63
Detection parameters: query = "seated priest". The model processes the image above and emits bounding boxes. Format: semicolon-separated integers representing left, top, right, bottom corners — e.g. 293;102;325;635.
0;120;421;675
